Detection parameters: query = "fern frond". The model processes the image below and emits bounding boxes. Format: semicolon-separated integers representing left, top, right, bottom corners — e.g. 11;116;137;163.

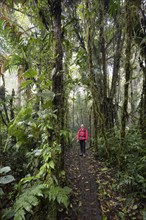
49;186;72;208
14;184;45;220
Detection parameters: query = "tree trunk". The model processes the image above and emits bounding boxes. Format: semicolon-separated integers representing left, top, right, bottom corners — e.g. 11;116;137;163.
120;0;132;145
17;65;23;107
48;1;66;178
130;71;137;123
86;1;109;156
109;19;123;127
99;4;107;101
51;0;64;142
110;26;122;100
139;60;146;139
128;0;146;139
89;106;93;147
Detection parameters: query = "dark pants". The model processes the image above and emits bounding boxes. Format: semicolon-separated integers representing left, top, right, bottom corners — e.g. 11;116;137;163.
79;140;86;155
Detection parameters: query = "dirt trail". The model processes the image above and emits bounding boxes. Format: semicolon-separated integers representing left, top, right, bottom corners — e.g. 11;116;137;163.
61;145;102;220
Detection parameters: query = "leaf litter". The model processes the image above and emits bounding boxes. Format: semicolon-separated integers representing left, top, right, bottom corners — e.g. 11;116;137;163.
59;145;143;219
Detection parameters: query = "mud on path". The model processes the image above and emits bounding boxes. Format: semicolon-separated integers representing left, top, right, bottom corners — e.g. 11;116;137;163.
60;145;102;220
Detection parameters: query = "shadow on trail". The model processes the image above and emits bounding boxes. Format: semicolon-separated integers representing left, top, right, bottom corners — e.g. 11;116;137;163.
60;145;102;220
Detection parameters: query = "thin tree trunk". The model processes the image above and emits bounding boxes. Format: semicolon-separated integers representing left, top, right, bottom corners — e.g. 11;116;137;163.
130;71;136;123
89;106;92;147
99;12;107;100
110;34;122;99
139;60;146;139
10;89;15;120
17;65;23;107
142;63;146;139
72;91;75;129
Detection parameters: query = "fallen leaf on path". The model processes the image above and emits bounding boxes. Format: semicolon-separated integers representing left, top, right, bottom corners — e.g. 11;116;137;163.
85;188;90;191
78;201;82;207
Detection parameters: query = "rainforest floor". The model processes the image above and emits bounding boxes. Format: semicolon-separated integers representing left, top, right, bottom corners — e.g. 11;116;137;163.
59;145;143;220
59;144;102;220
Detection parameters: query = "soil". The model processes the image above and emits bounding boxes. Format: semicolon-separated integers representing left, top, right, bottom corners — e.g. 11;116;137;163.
59;145;102;220
59;145;143;220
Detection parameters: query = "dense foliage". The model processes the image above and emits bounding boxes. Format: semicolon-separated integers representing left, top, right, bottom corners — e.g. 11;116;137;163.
0;0;146;219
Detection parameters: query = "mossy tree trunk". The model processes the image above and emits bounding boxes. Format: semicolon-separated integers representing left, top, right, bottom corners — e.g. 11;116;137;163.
120;0;132;146
126;0;146;139
86;0;109;156
50;0;64;138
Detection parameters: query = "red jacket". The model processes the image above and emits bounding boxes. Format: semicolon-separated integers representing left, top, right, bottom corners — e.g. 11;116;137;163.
77;128;88;141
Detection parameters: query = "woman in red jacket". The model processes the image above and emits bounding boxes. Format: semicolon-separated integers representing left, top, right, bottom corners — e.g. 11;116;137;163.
77;124;88;157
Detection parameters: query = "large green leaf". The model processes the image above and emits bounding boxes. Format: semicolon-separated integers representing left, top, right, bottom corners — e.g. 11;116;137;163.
23;68;37;78
0;166;11;174
49;185;72;208
20;80;33;89
0;175;15;184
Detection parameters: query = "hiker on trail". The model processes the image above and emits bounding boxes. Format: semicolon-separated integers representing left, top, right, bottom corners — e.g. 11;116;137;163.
77;124;88;157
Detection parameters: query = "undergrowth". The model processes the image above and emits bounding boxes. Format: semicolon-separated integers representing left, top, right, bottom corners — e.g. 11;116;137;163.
97;125;146;201
1;104;72;220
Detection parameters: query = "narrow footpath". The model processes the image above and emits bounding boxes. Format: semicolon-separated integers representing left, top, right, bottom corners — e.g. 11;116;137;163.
61;145;102;220
60;145;143;220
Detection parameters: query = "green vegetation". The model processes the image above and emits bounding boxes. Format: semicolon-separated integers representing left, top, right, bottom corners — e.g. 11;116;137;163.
0;0;146;219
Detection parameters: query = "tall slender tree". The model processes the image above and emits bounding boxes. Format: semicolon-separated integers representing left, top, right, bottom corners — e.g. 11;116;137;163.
49;0;64;141
120;0;132;145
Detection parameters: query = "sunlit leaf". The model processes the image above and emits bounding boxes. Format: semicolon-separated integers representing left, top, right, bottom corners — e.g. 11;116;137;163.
49;161;55;169
23;68;37;78
132;205;138;210
0;175;15;184
0;166;11;174
20;80;33;89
